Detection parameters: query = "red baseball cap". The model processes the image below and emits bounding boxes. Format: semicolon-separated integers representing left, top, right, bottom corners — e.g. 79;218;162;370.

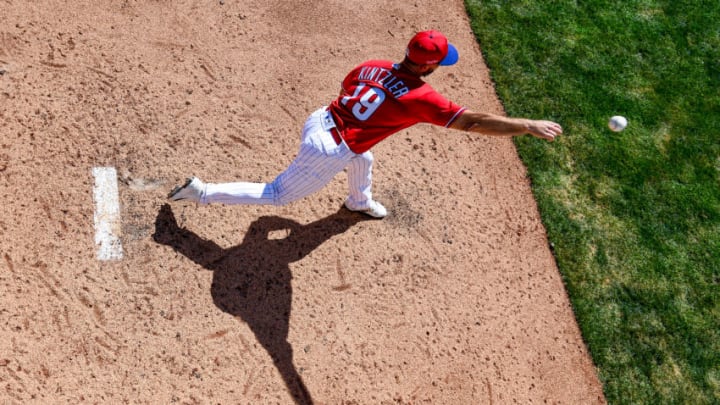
406;30;459;66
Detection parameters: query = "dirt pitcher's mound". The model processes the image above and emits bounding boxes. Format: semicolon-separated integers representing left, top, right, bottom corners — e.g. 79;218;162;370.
0;1;604;404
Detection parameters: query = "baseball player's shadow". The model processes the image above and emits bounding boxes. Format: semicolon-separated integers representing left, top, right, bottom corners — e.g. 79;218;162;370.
153;203;369;405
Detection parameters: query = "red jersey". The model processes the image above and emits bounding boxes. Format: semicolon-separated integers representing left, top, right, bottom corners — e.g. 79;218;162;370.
327;60;466;154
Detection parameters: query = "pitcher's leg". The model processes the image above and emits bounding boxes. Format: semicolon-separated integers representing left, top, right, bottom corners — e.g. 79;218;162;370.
203;181;276;205
271;142;350;205
346;150;374;208
204;142;350;206
171;108;352;207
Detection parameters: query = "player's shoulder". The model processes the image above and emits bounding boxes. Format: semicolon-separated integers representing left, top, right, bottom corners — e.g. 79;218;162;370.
402;81;449;104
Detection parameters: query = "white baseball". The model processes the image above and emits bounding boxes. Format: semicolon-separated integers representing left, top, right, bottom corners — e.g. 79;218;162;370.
608;115;627;132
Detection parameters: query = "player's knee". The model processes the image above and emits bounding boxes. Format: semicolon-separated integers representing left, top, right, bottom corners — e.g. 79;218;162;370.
273;186;300;206
274;193;294;206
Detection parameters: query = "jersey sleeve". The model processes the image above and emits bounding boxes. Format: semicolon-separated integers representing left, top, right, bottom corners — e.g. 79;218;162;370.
412;87;466;127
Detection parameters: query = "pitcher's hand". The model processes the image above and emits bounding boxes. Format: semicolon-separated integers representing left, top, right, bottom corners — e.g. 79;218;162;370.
528;120;563;141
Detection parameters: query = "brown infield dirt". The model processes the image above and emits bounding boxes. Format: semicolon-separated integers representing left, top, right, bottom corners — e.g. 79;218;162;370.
0;1;606;404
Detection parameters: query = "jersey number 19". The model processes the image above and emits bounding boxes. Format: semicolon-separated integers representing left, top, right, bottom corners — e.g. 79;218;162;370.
341;83;386;121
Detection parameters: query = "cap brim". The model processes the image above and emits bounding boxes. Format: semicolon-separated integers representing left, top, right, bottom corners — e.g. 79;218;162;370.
439;43;459;66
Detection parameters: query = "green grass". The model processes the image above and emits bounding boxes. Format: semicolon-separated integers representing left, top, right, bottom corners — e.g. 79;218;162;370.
464;1;720;403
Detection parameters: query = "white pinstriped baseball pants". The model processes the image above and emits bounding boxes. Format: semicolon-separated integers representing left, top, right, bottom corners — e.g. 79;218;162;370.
201;108;375;210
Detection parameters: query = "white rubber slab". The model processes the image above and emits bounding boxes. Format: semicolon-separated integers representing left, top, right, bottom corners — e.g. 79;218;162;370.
92;167;124;260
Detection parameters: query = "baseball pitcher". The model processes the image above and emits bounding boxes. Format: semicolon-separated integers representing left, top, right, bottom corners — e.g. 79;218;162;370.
168;30;562;218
